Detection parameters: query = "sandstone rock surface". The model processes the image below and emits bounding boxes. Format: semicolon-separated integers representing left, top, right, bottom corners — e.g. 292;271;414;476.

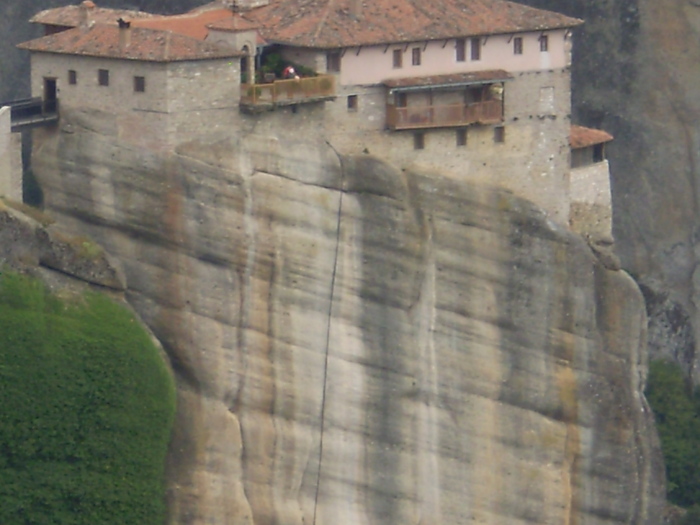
29;112;666;525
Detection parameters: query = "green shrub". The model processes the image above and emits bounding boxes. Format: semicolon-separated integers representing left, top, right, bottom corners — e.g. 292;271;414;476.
646;360;700;508
0;272;175;525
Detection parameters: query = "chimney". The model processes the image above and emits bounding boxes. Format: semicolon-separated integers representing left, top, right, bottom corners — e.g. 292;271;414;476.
118;17;131;48
79;0;96;27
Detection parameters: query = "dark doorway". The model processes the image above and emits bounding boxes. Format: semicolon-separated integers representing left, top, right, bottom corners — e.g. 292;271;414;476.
43;78;57;113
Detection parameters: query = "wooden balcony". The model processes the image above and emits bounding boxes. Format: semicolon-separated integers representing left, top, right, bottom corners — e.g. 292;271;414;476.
240;75;336;112
386;99;503;131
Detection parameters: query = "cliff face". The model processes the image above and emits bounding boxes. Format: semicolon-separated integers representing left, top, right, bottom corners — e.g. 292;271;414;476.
30;111;665;524
516;0;700;381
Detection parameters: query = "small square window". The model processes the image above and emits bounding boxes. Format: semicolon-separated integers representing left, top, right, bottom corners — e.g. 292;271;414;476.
414;132;425;150
513;37;523;55
471;37;481;61
456;38;466;62
540;34;549;52
347;94;358;112
326;51;341;73
412;47;421;66
134;76;146;93
494;126;506;143
68;70;77;85
393;49;403;68
98;69;109;86
456;129;467;147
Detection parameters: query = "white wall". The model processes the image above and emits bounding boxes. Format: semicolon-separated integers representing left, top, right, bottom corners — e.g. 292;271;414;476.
339;30;570;86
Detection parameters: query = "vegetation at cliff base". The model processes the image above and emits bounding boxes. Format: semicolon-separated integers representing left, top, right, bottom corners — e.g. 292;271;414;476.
645;359;700;509
0;272;176;525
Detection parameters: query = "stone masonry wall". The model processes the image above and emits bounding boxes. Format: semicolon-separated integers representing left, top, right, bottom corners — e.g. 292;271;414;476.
305;67;573;223
0;107;22;201
166;58;241;146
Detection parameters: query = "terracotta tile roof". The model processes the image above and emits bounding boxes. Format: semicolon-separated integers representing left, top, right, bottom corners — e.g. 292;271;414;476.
384;70;513;90
17;24;242;62
246;0;583;48
207;14;261;32
570;125;613;149
131;8;234;40
30;3;160;28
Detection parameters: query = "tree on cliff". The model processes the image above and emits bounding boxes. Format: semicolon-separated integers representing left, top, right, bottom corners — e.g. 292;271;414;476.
646;360;700;508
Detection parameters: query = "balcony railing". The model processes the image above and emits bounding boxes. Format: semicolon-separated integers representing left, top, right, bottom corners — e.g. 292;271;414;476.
2;96;59;131
240;75;336;109
386;99;503;130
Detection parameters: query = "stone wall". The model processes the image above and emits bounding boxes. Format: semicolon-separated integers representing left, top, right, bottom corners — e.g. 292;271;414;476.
166;58;241;145
0;107;22;201
570;160;612;240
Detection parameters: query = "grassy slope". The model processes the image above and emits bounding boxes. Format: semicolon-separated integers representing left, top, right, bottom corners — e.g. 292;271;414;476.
0;272;175;525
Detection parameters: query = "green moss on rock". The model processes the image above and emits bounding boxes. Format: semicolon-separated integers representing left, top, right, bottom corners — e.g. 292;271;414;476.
0;272;175;525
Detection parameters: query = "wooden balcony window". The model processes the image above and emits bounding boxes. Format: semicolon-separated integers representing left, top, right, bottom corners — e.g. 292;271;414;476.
240;75;336;108
386;99;503;131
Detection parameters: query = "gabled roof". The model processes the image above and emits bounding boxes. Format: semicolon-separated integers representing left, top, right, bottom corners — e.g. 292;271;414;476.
30;2;159;28
207;14;262;33
570;125;613;149
17;24;242;62
246;0;583;49
130;8;234;40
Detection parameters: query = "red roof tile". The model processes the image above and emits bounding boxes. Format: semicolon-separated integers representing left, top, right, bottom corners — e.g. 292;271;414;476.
246;0;583;49
30;3;160;28
207;14;261;32
570;125;613;149
17;24;242;62
131;8;234;40
384;70;513;90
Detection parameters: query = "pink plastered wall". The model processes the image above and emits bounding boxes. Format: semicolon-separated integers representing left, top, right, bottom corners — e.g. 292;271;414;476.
339;29;570;86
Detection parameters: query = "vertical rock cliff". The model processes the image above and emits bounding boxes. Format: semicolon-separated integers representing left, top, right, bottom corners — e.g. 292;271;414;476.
517;0;700;382
29;110;665;524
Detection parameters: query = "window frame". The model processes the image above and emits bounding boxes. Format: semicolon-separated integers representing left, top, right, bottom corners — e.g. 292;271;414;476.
68;70;77;85
393;49;403;68
133;75;146;93
98;69;109;87
456;38;466;62
494;126;506;144
412;47;421;66
347;94;358;112
539;34;549;52
326;51;341;73
456;129;467;147
470;37;481;61
413;132;425;150
513;37;523;55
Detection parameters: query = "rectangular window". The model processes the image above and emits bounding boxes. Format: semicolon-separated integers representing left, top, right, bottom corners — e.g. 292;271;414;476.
513;37;523;55
412;47;421;66
456;129;467;147
395;92;407;108
494;126;506;144
98;69;109;86
393;49;403;68
347;94;358;112
413;132;425;150
134;76;146;93
68;70;77;85
470;37;481;61
540;34;549;52
326;51;341;73
455;38;466;62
